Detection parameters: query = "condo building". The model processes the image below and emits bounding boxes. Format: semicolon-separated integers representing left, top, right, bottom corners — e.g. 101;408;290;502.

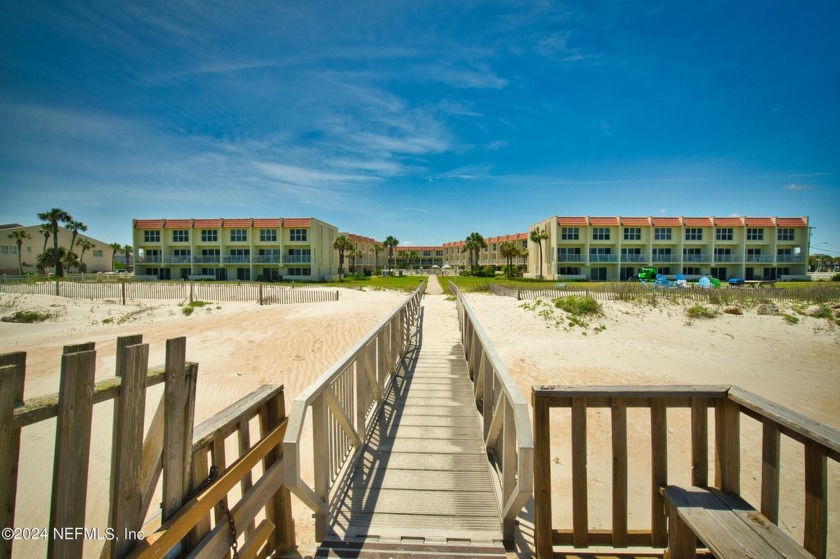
132;217;338;281
393;245;445;268
339;233;381;272
443;233;528;270
526;216;810;281
0;223;113;274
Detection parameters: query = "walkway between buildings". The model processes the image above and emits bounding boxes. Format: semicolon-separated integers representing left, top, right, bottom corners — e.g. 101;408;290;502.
317;274;507;558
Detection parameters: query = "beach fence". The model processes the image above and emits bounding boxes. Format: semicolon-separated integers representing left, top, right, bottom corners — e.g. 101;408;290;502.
487;282;840;305
0;335;293;559
0;280;339;306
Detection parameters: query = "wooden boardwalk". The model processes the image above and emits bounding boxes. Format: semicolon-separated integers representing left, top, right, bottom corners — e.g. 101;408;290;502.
324;294;506;557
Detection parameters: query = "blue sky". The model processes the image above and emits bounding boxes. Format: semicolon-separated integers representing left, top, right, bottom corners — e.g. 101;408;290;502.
1;1;838;254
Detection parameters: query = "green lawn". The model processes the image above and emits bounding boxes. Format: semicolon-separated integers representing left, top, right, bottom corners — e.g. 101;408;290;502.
309;275;428;292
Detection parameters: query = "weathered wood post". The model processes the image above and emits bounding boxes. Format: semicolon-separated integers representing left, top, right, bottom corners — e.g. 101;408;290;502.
121;281;127;306
0;353;25;559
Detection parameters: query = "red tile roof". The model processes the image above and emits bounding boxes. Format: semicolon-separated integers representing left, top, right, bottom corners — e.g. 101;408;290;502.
283;218;311;228
714;217;744;226
652;217;681;226
557;217;588;225
590;216;619;226
222;219;252;228
745;217;774;227
163;219;192;229
253;218;281;228
134;219;163;229
193;219;222;228
776;217;807;227
684;217;713;227
395;246;442;252
621;217;650;226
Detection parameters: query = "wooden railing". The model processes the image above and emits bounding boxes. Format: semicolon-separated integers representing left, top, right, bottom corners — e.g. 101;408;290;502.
282;282;425;541
532;385;840;558
450;282;533;546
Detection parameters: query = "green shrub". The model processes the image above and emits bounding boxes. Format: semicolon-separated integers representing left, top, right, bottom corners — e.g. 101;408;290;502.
832;273;840;282
553;295;601;316
686;305;717;319
782;314;799;325
2;310;52;323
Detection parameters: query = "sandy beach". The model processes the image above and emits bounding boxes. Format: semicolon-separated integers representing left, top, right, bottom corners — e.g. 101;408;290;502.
2;284;839;556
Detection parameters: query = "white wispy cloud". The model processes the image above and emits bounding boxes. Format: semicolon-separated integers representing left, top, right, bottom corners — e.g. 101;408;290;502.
784;184;811;191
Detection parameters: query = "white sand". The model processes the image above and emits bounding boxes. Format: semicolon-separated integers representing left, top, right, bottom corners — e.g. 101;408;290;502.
2;286;838;556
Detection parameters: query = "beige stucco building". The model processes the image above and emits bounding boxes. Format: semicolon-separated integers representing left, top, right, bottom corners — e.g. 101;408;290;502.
132;217;338;281
526;215;810;281
443;233;528;270
0;223;114;274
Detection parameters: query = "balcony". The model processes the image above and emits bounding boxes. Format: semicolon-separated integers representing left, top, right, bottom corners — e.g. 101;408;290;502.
253;255;282;264
557;254;583;262
776;254;804;263
682;253;711;263
223;255;252;264
194;255;221;264
713;254;742;263
746;254;774;263
165;255;192;264
651;254;676;263
589;254;618;263
283;255;312;264
138;255;162;264
620;254;647;263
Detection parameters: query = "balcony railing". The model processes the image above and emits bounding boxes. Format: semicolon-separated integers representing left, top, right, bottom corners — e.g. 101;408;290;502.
713;253;742;263
589;254;618;263
193;255;220;264
253;255;282;264
776;254;804;263
165;255;192;264
223;255;252;264
651;254;676;263
138;255;162;264
620;254;647;263
557;254;584;262
283;255;312;264
746;254;774;263
682;253;710;263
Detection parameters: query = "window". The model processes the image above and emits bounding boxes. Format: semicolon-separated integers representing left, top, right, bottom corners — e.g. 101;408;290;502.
653;248;672;261
259;248;280;256
777;228;794;241
747;248;762;256
746;228;764;241
230;229;247;242
173;249;190;257
683;248;702;262
287;267;311;276
260;229;277;242
716;228;733;241
201;229;218;242
143;230;160;243
521;241;527;250
436;250;443;256
229;249;250;256
423;250;431;257
561;227;579;240
714;248;732;261
589;247;612;255
683;267;701;275
289;229;307;242
621;248;642;255
171;230;188;242
685;228;703;241
592;227;610;241
202;249;220;256
557;267;581;275
92;249;103;257
654;228;672;241
0;245;16;254
623;227;641;240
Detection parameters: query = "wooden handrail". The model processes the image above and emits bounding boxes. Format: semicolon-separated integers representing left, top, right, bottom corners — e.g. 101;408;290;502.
449;281;533;546
282;282;425;540
532;385;840;559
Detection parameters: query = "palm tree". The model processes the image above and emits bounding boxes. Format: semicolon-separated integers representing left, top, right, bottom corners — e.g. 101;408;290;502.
76;238;95;272
500;241;520;278
349;249;364;273
372;244;383;272
62;249;80;273
67;220;87;260
463;232;486;273
39;223;51;256
333;235;353;278
530;226;549;279
123;244;133;272
109;242;123;271
408;250;419;270
8;230;31;274
37;208;73;277
383;236;399;271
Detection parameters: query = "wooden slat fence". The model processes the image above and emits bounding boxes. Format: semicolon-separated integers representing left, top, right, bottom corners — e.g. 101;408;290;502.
488;282;840;304
450;282;533;546
282;282;425;541
532;385;840;559
0;336;294;558
0;281;339;306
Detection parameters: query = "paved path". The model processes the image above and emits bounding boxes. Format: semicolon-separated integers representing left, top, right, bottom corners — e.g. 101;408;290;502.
322;283;505;557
